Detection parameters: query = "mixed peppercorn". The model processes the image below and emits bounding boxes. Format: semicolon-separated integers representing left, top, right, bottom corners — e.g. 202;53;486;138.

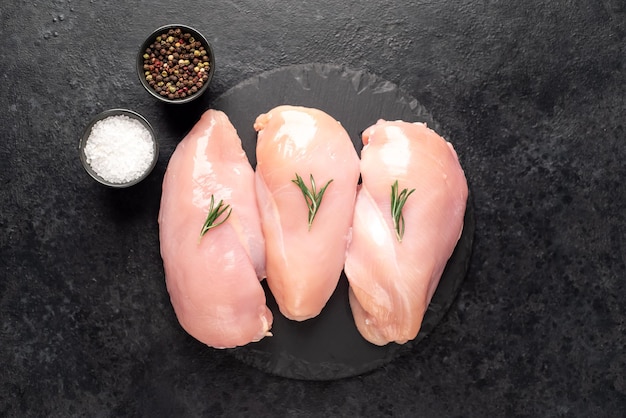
142;28;211;101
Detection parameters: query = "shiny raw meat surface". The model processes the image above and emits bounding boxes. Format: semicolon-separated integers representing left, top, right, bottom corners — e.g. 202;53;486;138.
254;105;360;321
344;120;468;346
158;109;272;349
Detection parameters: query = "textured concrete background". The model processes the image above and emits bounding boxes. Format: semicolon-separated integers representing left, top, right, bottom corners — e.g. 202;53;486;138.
1;1;625;416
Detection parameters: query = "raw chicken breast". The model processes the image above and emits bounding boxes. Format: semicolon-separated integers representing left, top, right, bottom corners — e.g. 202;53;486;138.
254;105;360;321
344;120;468;346
159;109;272;349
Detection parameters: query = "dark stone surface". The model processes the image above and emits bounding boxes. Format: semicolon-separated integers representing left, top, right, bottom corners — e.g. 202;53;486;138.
1;1;624;416
215;63;475;381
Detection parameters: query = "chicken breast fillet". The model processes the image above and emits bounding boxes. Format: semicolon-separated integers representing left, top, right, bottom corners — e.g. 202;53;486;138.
159;109;272;349
344;120;468;346
254;105;360;321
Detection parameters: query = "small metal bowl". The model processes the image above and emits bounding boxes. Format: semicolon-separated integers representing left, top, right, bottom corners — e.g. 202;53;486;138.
79;109;159;188
137;24;215;104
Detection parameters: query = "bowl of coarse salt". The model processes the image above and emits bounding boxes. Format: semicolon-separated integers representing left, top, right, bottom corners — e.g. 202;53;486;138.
79;109;158;188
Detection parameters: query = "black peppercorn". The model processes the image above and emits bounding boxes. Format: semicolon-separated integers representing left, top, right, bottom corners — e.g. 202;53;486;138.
142;27;211;101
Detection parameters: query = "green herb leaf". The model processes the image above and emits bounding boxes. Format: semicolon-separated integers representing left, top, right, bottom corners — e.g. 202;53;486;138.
291;173;333;230
391;180;415;243
199;195;232;239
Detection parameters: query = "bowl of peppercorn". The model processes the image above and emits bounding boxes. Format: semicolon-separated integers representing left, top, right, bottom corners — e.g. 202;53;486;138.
138;24;215;104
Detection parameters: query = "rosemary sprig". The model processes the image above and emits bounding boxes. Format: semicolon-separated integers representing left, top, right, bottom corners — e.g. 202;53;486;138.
391;180;415;243
199;195;232;239
291;173;333;230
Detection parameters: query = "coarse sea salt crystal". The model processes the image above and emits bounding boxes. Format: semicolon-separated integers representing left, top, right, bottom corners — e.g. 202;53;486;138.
84;115;155;184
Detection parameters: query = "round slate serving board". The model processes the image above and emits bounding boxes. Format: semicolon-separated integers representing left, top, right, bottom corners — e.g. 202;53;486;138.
212;63;474;380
